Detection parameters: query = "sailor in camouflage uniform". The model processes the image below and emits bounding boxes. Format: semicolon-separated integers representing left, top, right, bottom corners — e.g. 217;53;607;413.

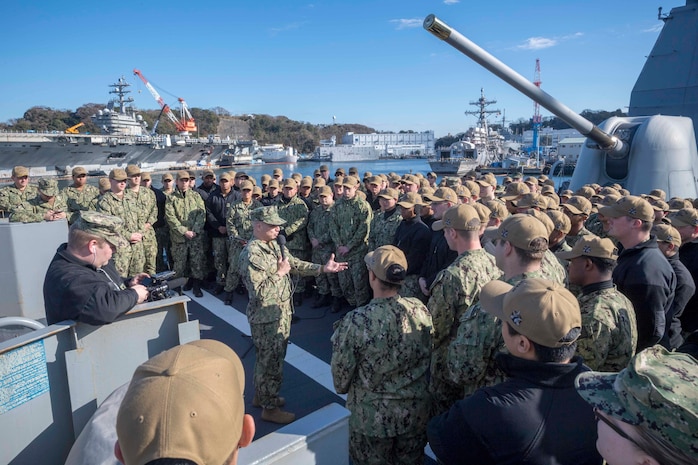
331;246;432;465
446;214;550;400
558;236;637;371
223;180;262;304
330;176;373;309
576;346;698;464
307;186;342;308
10;178;68;223
277;178;311;304
241;206;347;424
562;195;596;247
125;165;158;275
97;169;140;277
63;166;100;225
0;166;39;217
427;205;502;414
367;187;402;251
165;170;207;297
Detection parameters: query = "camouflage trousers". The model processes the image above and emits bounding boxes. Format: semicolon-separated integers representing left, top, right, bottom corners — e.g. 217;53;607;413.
170;237;206;280
349;428;426;465
211;236;228;284
250;316;291;408
337;251;370;307
289;247;309;294
400;275;426;302
127;240;146;277
312;246;341;297
154;226;171;272
224;240;246;292
429;373;464;417
142;228;157;276
113;246;133;278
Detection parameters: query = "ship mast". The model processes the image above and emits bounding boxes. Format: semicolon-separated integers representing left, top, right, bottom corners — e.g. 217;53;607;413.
108;76;135;115
464;88;501;163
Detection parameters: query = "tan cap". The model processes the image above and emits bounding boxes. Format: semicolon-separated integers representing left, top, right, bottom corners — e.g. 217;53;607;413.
378;187;400;201
432;204;481;231
318;186;333;197
562;196;592;216
648;188;667;201
239;180;254;191
175;170;190;181
161;172;174;182
540;185;556;195
201;169;215;178
281;178;298;189
471;202;491;224
300;176;313;187
575;185;596;199
484;199;509;220
480;278;581;348
667;208;698;228
98;177;111;191
557;235;619;261
401;174;418;185
267;179;280;189
500;182;530;201
116;340;245;465
348;166;359;175
319;164;329;171
272;168;283;176
141;172;151;181
126;164;141;177
367;175;381;186
423;187;458;203
649;199;670;212
252;186;262;196
261;174;271;183
109;169;128;181
523;176;539;186
495;214;549;251
334;168;346;176
512;192;547;210
364;245;407;283
546;210;571;234
12;166;29;177
559;189;573;199
455;185;472;199
74;211;129;248
219;172;232;182
397;192;424;209
463;180;480;197
342;175;360;188
525;209;555;236
599;195;654;222
652;223;682;248
313;177;326;187
38;178;59;197
668;198;692;211
72;166;87;176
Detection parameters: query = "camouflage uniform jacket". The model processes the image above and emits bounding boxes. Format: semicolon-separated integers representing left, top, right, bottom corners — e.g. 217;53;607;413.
331;295;433;437
240;238;321;325
566;226;595;248
226;199;263;244
129;187;157;233
330;195;373;258
577;281;638;372
447;270;547;395
9;194;68;223
368;208;402;251
585;213;609;238
277;195;309;251
96;191;140;238
63;184;100;224
164;189;206;244
0;184;38;216
541;249;568;286
307;203;335;252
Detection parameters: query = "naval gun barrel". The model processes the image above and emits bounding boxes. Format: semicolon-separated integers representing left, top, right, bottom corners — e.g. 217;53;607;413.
424;15;627;157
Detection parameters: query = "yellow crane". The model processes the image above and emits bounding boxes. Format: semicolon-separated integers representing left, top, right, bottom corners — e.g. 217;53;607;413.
65;122;85;134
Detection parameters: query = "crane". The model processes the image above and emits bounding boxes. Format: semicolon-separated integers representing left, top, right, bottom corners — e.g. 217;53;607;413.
65;122;85;134
531;58;542;161
133;69;197;136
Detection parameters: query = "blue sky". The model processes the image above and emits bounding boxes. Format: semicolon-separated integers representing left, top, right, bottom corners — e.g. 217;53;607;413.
1;0;666;138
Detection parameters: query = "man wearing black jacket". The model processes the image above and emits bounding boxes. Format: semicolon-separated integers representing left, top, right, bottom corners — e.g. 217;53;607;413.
428;278;602;465
44;211;149;325
206;172;237;295
600;195;676;350
393;192;431;300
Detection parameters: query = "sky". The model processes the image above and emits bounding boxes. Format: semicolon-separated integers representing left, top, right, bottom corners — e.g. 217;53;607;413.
0;0;668;138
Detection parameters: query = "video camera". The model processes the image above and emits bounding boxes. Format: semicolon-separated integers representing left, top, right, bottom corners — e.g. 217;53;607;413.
142;271;184;302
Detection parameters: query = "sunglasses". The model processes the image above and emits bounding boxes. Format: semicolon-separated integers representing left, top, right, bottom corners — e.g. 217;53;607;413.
594;409;644;451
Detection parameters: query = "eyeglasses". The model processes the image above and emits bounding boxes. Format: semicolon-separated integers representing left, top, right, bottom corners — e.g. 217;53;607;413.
594;408;644;451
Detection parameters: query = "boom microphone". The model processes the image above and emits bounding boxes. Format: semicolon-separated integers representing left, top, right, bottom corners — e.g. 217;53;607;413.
277;235;287;260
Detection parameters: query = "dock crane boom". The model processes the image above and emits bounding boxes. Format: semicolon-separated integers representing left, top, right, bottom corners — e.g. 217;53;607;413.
133;69;197;136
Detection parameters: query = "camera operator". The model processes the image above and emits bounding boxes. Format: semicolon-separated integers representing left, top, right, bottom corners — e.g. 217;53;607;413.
43;211;149;325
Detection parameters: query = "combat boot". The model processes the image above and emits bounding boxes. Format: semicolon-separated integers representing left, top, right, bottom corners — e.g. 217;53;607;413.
192;279;203;298
252;393;286;408
261;407;295;424
235;283;246;295
211;283;224;295
312;293;332;308
183;278;193;291
330;296;343;313
223;291;234;306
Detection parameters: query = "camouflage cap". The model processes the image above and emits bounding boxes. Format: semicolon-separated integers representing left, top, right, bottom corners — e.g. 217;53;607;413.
546;210;571;234
250;206;286;226
74;211;129;248
481;278;581;348
667;208;698;228
35;179;58;197
496;214;549;251
557;235;619;261
72;166;87;176
562;195;592;216
432;204;481;231
652;223;682;248
12;166;29;177
318;186;333;197
110;169;128;181
599;195;654;222
378;187;400;201
499;182;530;201
575;345;698;456
397;192;424;209
364;245;407;284
126;164;141;177
423;186;458;204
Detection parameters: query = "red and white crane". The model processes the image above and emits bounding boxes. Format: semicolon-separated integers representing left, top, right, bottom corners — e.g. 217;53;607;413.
133;69;197;136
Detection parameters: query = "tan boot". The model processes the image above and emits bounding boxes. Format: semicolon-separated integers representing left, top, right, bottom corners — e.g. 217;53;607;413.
261;407;295;424
252;393;286;408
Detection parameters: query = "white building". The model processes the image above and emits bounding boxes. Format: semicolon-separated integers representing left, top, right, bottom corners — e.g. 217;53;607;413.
318;130;435;162
558;137;587;163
